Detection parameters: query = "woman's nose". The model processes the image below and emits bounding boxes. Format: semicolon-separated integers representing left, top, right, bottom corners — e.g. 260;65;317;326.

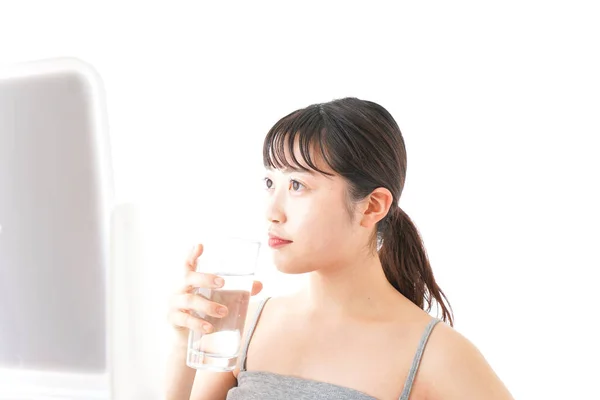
265;191;286;224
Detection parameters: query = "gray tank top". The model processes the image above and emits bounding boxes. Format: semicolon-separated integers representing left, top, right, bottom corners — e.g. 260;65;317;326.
226;297;440;400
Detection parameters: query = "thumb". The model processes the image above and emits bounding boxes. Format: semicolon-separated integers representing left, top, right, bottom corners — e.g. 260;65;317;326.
251;280;263;296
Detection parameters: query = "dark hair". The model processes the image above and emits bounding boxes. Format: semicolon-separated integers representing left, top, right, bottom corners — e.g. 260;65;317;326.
263;97;454;326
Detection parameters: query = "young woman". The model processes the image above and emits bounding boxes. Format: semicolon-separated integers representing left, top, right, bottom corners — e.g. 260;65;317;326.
166;98;514;399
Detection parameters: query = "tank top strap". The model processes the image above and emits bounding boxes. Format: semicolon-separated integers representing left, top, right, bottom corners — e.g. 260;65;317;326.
239;296;271;372
399;317;441;400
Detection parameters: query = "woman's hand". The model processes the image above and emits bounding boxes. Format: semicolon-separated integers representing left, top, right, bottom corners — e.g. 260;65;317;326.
167;244;263;339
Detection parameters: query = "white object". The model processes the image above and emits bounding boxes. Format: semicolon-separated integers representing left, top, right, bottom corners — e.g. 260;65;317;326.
0;58;113;398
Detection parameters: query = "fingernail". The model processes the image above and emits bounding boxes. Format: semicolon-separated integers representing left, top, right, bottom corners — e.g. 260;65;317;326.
217;307;227;316
214;277;224;287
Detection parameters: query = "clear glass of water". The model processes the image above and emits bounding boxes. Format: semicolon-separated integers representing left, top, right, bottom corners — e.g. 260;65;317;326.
186;237;261;371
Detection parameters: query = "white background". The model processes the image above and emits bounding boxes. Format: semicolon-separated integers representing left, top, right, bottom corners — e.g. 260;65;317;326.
1;1;600;399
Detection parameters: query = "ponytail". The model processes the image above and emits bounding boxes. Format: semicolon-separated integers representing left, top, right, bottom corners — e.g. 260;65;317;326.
379;206;454;326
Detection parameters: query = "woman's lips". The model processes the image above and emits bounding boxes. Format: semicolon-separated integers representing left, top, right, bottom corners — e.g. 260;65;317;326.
268;235;292;248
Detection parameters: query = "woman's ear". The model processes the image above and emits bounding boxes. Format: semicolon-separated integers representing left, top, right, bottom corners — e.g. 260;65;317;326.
359;187;394;228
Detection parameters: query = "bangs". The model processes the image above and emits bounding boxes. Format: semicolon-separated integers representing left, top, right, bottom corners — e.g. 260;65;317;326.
263;106;334;176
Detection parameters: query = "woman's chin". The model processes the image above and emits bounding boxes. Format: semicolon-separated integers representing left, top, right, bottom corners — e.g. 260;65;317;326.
271;245;321;274
272;254;306;274
275;265;307;274
274;261;317;275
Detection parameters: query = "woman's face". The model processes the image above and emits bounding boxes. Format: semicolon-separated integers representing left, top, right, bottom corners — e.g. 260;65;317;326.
264;156;370;274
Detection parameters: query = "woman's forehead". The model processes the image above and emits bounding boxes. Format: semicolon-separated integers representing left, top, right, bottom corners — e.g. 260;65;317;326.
273;136;332;172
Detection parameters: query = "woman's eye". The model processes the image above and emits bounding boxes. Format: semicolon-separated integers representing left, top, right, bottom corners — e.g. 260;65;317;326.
290;179;305;192
264;177;273;189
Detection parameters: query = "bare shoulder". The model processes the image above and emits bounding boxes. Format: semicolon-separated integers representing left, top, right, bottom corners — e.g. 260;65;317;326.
422;321;515;400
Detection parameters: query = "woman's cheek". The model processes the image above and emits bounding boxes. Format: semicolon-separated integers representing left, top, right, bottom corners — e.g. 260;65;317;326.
293;202;316;232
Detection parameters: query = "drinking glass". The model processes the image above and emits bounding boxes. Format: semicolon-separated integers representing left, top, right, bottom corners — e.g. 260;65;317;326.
186;237;261;371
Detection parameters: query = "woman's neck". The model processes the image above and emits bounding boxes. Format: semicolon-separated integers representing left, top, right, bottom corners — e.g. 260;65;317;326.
299;252;408;320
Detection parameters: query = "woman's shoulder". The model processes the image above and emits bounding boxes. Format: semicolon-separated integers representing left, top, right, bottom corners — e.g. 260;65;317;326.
419;321;514;399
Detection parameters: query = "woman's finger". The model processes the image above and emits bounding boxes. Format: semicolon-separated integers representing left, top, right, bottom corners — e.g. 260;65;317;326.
185;244;204;271
181;271;225;292
168;309;212;334
170;292;229;319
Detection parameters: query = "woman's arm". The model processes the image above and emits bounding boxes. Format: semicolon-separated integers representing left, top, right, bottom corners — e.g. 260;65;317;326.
188;370;237;400
165;336;199;400
165;336;236;400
